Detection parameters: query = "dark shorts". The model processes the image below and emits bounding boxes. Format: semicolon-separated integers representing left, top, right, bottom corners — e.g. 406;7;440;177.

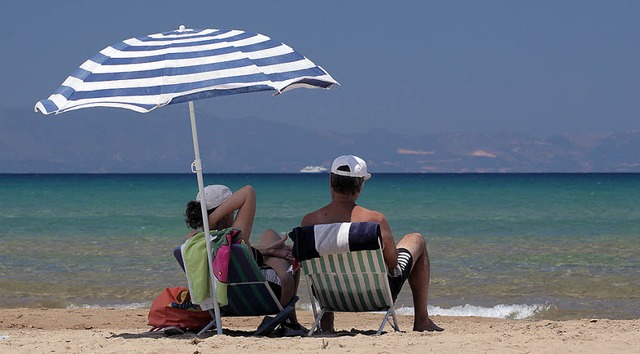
388;248;413;301
260;267;282;299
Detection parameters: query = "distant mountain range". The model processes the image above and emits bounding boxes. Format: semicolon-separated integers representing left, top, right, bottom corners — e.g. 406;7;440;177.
2;106;639;173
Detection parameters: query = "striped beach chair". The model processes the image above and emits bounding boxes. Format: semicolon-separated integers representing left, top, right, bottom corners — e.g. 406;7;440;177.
222;243;292;316
196;240;297;336
178;229;298;337
291;222;400;336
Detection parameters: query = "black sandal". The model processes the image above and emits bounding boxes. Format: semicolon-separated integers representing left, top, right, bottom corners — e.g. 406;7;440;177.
277;322;308;337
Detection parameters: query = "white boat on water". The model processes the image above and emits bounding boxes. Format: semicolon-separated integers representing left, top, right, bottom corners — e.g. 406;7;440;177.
300;165;328;173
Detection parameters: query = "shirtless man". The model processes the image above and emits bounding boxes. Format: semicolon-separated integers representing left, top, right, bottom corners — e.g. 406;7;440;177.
300;155;443;332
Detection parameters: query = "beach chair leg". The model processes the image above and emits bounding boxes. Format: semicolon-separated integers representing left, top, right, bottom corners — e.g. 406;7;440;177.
197;320;216;337
377;309;400;334
196;309;218;337
304;275;320;320
377;311;391;335
390;309;400;332
308;308;327;336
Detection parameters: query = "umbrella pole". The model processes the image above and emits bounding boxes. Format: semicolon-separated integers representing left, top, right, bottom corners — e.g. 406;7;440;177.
188;101;223;335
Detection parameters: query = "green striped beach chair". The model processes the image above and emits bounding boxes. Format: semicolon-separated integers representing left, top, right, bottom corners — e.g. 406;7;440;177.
291;222;400;336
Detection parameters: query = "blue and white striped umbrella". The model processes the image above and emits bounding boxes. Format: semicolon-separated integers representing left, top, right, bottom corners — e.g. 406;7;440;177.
35;25;337;114
34;25;338;335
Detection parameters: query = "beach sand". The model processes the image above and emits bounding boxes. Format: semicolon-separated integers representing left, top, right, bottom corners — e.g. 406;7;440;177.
0;309;638;353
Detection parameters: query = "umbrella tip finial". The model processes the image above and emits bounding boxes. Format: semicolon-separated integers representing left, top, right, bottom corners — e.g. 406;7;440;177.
178;24;186;32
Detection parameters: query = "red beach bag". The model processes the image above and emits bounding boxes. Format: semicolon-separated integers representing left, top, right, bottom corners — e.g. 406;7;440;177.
148;287;212;331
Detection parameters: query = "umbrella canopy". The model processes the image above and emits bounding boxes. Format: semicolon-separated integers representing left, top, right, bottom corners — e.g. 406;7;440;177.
34;25;338;335
35;25;337;115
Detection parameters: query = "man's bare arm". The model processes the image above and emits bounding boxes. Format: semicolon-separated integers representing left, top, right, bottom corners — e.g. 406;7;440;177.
366;211;398;269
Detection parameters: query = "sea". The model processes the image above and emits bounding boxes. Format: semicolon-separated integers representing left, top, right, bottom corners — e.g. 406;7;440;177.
1;173;638;321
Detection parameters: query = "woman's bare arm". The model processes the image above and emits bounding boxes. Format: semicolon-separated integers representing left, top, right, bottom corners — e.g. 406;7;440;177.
208;185;256;243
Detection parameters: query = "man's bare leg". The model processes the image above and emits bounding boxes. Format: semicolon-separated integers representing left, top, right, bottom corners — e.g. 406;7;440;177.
396;233;443;332
320;312;335;333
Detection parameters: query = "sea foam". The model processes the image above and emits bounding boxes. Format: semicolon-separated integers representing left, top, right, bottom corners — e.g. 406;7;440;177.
427;303;550;319
67;302;151;310
299;302;549;319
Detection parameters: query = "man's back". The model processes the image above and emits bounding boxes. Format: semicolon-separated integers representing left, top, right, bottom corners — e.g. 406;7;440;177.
301;199;399;271
301;202;376;224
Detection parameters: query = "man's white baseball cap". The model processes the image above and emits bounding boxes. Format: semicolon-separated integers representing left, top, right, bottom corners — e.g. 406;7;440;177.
331;155;371;180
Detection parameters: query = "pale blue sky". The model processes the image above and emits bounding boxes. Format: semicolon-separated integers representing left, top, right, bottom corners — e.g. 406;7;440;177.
2;0;638;136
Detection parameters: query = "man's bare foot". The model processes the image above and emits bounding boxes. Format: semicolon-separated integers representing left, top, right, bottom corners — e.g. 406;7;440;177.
414;318;444;332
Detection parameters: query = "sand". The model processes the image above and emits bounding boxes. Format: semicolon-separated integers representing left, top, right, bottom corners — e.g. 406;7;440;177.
0;308;638;353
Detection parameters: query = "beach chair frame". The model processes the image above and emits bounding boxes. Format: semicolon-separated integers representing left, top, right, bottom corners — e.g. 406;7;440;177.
300;239;400;336
197;242;295;337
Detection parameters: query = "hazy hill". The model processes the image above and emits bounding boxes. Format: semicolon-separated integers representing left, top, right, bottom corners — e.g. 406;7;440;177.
1;107;639;173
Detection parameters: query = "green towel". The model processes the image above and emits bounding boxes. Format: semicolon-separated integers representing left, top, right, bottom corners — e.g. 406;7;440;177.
182;228;243;307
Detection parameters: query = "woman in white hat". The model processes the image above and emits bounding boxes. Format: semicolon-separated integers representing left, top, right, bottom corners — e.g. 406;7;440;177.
184;184;303;331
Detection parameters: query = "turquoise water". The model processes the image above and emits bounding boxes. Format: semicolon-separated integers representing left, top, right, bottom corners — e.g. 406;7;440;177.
1;173;638;320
